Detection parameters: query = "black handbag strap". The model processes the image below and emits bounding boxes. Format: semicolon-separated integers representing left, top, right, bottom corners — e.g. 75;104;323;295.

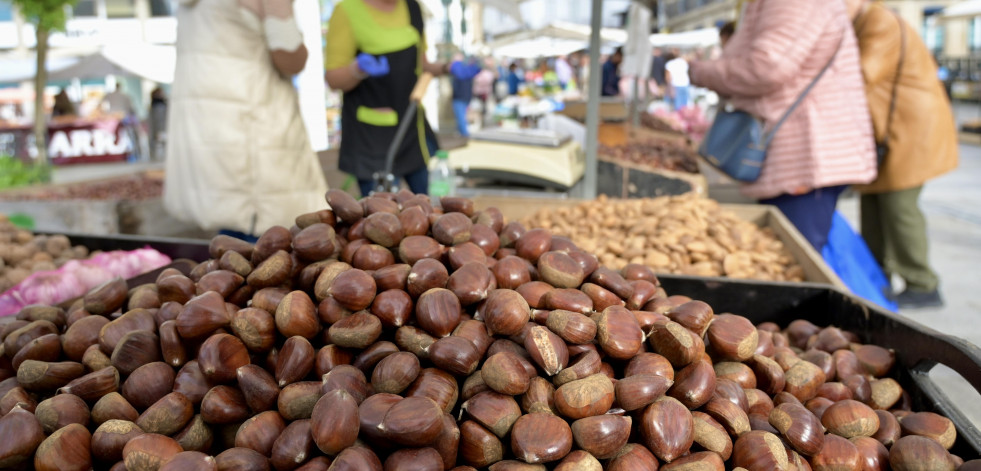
882;10;906;149
762;25;847;145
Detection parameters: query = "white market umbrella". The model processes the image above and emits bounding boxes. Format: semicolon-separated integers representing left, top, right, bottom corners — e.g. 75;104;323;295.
490;37;590;59
649;27;720;48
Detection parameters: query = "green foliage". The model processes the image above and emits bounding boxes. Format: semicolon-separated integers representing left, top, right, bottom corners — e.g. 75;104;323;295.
0;156;51;190
11;0;78;31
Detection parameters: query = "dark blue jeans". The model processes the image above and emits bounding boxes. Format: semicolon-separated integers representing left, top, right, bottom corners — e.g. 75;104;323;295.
358;165;429;197
759;185;847;251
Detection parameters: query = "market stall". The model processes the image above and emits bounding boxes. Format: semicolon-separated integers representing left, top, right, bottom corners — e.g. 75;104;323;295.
0;0;978;467
0;172;204;237
0;190;977;471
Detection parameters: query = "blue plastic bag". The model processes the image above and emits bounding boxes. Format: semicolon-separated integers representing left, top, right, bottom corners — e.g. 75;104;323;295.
821;211;898;312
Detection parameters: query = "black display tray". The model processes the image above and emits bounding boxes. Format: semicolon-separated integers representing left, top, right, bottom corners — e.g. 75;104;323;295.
50;232;981;458
658;274;981;458
56;231;211;262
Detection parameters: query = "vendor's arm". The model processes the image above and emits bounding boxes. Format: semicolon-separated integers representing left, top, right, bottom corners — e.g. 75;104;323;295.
422;56;450;77
690;0;833;98
324;7;363;92
261;0;308;77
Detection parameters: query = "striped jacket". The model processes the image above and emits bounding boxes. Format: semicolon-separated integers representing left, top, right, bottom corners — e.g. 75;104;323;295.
691;0;877;199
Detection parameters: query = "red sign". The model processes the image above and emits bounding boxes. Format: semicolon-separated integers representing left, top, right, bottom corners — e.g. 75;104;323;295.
47;119;131;165
0;118;132;165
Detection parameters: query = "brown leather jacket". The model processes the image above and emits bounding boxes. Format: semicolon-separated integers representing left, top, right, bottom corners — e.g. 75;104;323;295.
853;2;958;194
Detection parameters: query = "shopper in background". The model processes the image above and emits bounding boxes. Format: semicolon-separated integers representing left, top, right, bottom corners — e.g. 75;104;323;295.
101;84;134;117
936;58;953;99
555;55;574;90
847;0;958;308
147;87;168;161
601;47;623;97
507;63;524;96
52;89;76;118
650;47;667;94
450;56;482;138
690;0;877;251
165;0;328;241
719;21;736;49
664;49;691;110
473;65;495;126
324;0;451;197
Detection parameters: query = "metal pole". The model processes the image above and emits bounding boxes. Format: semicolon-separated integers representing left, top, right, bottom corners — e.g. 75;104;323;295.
583;0;603;200
632;77;640;127
658;0;667;32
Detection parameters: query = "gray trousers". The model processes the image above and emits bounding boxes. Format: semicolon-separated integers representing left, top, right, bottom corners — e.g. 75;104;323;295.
860;186;940;292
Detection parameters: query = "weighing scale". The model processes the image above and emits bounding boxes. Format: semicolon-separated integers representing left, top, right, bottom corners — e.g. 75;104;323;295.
447;128;585;190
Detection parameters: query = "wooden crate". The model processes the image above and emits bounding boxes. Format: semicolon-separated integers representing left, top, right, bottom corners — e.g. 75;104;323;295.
469;195;845;289
0;172;208;238
559;100;628;122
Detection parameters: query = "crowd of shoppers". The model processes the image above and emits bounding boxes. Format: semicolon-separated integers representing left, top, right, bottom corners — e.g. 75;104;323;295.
694;0;958;308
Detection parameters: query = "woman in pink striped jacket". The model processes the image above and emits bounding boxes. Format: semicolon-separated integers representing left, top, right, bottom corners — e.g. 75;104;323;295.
690;0;878;250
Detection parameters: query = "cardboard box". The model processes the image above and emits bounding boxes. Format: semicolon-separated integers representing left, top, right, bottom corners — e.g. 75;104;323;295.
469;195;845;289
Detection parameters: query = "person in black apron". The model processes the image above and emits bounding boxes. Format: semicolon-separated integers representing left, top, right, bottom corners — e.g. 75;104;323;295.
324;0;451;197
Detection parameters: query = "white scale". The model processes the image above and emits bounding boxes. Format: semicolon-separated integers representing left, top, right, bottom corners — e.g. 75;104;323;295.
447;127;585;190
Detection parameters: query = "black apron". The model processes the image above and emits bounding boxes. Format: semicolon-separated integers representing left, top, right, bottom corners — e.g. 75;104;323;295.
338;0;436;181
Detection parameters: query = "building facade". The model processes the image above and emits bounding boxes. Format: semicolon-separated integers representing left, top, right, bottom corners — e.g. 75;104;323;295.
0;0;177;53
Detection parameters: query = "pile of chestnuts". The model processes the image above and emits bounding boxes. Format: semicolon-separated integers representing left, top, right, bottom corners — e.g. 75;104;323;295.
0;189;974;471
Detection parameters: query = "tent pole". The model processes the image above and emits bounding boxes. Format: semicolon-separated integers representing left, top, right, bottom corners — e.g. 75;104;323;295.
583;0;603;200
632;77;640;127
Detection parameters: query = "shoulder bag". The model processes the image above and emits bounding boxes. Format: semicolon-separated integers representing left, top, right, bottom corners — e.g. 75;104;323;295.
698;30;845;182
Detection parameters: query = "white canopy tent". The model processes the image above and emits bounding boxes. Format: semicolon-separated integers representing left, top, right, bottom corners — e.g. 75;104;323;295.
649;27;720;48
942;0;981;18
486;21;626;58
485;22;719;59
490;37;596;59
0;44;176;84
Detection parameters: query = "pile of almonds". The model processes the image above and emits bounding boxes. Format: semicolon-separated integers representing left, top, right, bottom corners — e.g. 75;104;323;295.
0;217;88;291
0;189;972;471
520;193;806;282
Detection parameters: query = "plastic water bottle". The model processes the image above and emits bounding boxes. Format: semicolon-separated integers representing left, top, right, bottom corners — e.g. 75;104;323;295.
429;150;456;199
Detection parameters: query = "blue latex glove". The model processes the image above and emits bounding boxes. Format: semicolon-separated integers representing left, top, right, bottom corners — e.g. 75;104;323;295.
357;53;390;77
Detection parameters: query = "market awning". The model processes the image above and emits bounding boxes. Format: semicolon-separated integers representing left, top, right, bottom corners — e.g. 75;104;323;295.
487;21;626;58
942;0;981;18
490;37;595;59
0;44;175;84
649;27;720;48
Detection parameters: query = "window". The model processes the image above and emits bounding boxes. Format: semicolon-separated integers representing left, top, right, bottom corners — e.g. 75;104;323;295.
971;17;981;52
105;0;136;18
72;0;97;17
0;0;12;22
923;14;944;56
150;0;175;16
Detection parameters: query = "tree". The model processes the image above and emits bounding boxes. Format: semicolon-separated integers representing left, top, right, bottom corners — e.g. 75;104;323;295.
11;0;77;166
